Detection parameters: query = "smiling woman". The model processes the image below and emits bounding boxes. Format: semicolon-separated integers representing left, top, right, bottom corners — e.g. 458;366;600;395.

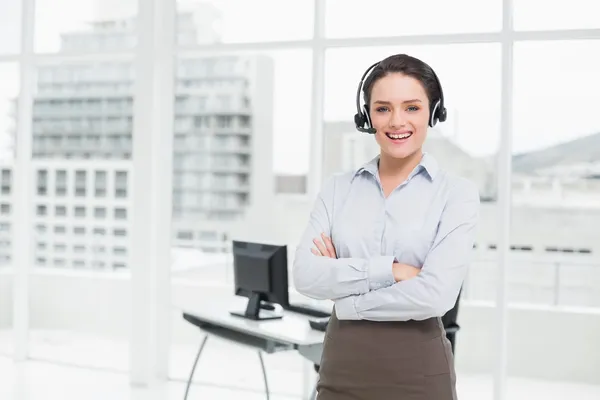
294;53;481;400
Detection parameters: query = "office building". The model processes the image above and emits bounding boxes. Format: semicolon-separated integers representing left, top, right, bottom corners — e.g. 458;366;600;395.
15;11;275;268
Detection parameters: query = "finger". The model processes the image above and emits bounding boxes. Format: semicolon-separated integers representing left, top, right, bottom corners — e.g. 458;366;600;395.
311;248;321;256
313;238;329;257
321;233;337;258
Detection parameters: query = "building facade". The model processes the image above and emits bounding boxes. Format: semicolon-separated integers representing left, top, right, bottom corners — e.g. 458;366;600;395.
4;11;275;270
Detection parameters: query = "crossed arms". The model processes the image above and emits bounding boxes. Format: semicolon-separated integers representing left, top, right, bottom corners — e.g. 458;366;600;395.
292;177;480;322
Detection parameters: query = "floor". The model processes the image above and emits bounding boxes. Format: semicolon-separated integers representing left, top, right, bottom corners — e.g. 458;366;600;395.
1;331;600;400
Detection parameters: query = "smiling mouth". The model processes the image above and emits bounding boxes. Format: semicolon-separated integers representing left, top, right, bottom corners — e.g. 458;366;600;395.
385;132;413;141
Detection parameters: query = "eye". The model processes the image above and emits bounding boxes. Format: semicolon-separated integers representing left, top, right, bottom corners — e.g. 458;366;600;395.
407;105;420;112
375;106;389;113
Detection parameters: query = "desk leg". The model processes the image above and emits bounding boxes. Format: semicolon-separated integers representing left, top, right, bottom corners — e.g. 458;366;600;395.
309;385;318;400
257;351;270;400
184;334;208;400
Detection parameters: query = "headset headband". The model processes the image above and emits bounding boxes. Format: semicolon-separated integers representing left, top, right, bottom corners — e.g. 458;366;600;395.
353;58;447;134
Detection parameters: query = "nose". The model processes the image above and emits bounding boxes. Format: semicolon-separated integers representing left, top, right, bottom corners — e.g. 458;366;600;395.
389;109;406;128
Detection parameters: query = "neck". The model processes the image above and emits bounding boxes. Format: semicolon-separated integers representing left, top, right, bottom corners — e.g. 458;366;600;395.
378;150;423;180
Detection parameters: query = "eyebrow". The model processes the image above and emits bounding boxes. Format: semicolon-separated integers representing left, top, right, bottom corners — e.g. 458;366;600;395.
373;99;422;105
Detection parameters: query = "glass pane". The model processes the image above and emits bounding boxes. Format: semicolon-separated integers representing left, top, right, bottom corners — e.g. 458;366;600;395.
511;40;600;308
0;272;12;357
34;0;138;53
514;0;600;31
325;0;502;38
0;63;18;358
176;0;314;45
28;59;134;371
0;0;21;54
0;63;19;163
170;49;313;394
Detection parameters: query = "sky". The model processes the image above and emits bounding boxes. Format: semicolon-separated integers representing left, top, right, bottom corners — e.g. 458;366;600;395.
0;0;599;173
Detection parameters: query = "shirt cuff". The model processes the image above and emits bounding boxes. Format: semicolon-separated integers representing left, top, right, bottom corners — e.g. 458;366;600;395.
334;296;360;320
368;256;396;290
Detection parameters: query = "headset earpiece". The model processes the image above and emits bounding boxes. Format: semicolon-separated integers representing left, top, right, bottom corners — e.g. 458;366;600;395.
355;61;380;134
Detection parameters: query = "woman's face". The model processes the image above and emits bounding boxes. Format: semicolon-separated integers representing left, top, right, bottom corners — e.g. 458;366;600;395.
369;72;430;160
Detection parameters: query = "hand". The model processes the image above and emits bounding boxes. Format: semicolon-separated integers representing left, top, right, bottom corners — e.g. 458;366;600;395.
393;262;421;282
311;233;337;258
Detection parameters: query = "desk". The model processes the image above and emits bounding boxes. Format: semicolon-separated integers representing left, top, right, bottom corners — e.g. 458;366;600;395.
180;297;327;400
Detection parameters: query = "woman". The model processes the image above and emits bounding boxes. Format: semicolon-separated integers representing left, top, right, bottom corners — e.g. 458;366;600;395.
292;54;480;399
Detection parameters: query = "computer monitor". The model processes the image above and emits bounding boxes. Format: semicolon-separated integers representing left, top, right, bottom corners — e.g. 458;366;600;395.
229;240;289;321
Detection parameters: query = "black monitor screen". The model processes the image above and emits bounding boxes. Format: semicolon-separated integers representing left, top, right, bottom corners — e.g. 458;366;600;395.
231;241;289;319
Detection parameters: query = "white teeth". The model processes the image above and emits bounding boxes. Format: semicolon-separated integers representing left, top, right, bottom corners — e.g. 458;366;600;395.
388;133;411;139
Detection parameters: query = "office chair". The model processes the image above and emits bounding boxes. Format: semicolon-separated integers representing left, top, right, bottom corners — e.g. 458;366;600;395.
441;289;462;354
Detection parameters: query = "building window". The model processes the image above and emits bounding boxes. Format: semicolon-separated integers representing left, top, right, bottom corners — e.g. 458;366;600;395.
55;206;67;217
114;208;127;220
115;171;128;198
177;230;193;240
0;204;10;215
75;170;86;196
74;206;86;218
1;169;11;195
95;171;107;197
56;170;67;196
113;228;127;237
37;170;48;195
94;207;106;219
36;205;47;216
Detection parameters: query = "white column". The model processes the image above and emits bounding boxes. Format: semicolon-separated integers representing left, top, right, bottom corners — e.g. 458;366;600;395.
495;0;514;399
12;0;35;362
307;0;326;200
130;0;175;385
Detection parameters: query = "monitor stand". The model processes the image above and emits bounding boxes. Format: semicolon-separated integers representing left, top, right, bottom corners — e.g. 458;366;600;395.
230;292;283;321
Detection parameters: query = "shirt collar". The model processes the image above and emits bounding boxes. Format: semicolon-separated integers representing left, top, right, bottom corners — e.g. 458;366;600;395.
353;152;439;181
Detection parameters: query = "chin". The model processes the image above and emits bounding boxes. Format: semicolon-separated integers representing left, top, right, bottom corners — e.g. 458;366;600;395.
382;147;419;160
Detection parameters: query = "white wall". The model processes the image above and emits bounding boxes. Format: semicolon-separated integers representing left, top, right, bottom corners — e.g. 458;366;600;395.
0;272;599;385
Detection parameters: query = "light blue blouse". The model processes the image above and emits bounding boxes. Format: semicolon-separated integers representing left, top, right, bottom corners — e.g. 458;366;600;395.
292;152;480;321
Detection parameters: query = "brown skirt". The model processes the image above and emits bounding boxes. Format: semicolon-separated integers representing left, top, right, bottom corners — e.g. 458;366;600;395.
316;308;457;400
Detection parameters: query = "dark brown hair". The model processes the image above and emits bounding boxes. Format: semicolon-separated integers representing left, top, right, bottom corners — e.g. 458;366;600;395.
362;54;442;109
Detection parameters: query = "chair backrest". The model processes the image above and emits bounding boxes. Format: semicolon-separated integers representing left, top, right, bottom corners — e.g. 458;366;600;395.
441;288;462;329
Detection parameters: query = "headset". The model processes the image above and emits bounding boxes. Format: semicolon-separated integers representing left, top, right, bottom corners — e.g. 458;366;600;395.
354;59;447;134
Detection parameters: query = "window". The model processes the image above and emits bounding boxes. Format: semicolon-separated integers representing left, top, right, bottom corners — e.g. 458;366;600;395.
55;170;67;196
74;206;86;218
55;206;67;217
325;0;501;38
115;171;128;198
36;205;47;216
34;0;138;53
0;204;10;215
1;169;11;195
94;207;106;219
514;0;600;31
510;40;600;308
114;208;127;220
75;171;86;197
0;64;19;163
37;170;48;195
0;0;21;54
95;171;107;197
113;228;127;237
175;0;313;45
